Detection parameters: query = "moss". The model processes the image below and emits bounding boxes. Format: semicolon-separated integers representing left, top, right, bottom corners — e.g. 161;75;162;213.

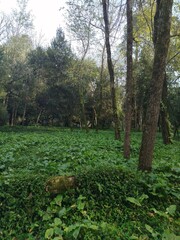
46;176;76;194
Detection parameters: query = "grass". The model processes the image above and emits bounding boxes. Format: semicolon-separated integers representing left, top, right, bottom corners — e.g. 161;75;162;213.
0;126;179;239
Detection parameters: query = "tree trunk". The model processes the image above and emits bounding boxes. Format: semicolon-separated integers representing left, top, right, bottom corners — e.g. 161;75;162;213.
22;102;27;125
160;74;173;144
138;0;173;171
96;44;105;133
80;90;89;133
133;42;139;131
124;0;133;159
102;0;120;140
36;109;43;125
9;110;13;126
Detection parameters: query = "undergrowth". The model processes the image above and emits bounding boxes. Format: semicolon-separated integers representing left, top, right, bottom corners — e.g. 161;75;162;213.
0;126;179;239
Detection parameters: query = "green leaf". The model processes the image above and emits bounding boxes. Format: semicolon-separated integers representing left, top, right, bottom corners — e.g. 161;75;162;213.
126;197;141;206
65;223;81;233
145;224;154;234
77;195;86;210
100;221;108;230
58;207;66;217
45;228;54;239
171;192;180;199
54;218;62;226
0;165;5;170
130;235;139;240
151;208;168;218
139;194;149;202
89;224;99;230
77;201;85;211
54;195;63;206
77;195;86;201
54;227;63;235
162;229;180;240
53;237;63;240
43;213;52;221
145;224;159;238
166;205;176;216
73;227;81;239
96;182;103;192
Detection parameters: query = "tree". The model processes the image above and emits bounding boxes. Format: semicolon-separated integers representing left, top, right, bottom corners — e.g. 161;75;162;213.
131;2;156;131
35;85;78;126
123;0;133;158
160;74;173;144
168;84;180;138
27;29;74;125
102;0;120;140
46;28;73;86
0;13;9;43
160;11;180;143
138;0;174;171
132;0;179;142
7;0;33;38
2;34;33;125
66;0;95;132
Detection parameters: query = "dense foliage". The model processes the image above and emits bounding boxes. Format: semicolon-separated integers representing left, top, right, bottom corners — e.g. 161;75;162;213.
0;0;179;133
0;127;179;239
0;0;180;238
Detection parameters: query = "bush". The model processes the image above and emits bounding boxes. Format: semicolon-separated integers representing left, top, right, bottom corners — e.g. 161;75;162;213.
0;173;50;239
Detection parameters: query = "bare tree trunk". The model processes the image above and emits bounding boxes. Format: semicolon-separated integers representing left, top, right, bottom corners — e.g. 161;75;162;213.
36;109;43;125
160;74;173;144
138;0;173;171
124;0;133;159
22;102;27;125
133;42;139;131
82;103;88;133
79;88;88;133
96;44;105;132
102;0;120;140
10;107;15;126
9;111;13;126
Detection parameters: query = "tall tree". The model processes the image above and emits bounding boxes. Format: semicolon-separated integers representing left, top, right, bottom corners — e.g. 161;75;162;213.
138;0;174;171
66;0;95;132
160;74;173;144
8;0;33;38
124;0;133;158
102;0;120;140
3;34;33;125
0;13;9;43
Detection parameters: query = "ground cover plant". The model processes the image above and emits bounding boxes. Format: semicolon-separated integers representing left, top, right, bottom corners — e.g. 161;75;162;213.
0;126;179;239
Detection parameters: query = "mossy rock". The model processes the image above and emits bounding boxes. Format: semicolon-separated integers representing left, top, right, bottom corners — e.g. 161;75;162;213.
46;176;76;194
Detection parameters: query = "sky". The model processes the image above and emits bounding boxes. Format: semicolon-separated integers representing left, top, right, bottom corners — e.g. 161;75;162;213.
0;0;66;45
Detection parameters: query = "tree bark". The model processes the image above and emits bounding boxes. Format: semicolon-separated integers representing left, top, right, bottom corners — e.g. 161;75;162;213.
22;102;27;125
124;0;133;158
96;44;105;132
138;0;173;171
36;109;43;125
102;0;120;140
160;75;173;144
81;96;89;133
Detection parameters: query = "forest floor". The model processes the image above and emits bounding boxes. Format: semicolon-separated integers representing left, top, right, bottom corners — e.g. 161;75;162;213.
0;126;179;239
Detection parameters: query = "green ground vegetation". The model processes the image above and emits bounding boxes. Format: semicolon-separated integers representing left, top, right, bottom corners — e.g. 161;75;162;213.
0;127;179;239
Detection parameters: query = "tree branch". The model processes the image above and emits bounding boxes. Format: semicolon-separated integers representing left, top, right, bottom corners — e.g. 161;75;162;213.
167;51;180;65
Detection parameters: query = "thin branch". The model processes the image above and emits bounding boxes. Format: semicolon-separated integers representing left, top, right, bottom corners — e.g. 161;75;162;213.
170;33;180;38
139;0;153;42
167;51;180;65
